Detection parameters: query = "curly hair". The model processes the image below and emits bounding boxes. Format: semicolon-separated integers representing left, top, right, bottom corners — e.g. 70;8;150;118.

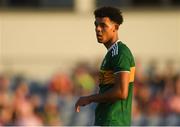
94;6;123;25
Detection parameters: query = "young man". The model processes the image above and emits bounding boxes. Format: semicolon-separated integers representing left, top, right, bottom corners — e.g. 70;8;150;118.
75;6;135;126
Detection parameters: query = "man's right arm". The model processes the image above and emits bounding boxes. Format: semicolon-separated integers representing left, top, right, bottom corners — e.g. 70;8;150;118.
75;71;130;112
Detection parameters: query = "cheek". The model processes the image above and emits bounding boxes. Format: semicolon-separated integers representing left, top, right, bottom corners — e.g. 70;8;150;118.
103;29;113;37
102;28;110;34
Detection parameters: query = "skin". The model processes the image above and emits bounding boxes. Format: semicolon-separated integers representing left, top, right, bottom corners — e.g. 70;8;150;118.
75;17;130;112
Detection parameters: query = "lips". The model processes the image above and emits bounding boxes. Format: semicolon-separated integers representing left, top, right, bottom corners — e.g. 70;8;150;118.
97;34;102;38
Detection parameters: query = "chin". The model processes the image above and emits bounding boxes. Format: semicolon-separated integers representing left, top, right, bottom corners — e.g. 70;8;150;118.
97;39;104;44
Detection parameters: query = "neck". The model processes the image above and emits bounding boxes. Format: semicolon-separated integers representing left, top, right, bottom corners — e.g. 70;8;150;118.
104;35;119;50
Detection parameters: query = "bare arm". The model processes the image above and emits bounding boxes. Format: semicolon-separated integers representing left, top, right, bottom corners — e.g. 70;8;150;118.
75;72;130;112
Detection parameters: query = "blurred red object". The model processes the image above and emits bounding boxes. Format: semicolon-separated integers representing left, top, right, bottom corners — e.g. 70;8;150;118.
49;72;73;95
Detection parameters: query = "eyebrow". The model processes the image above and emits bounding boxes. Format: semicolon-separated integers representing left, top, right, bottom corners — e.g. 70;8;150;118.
94;21;106;26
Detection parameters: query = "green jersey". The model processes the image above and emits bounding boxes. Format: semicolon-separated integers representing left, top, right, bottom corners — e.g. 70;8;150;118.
94;41;135;126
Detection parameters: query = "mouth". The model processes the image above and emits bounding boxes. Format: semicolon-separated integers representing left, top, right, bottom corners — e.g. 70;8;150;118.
96;35;103;43
96;34;102;39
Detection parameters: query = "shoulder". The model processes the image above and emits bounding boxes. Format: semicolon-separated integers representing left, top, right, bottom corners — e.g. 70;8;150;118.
118;42;131;53
109;41;131;57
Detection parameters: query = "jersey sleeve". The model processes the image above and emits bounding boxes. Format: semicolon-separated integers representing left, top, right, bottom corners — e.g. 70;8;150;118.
111;50;131;74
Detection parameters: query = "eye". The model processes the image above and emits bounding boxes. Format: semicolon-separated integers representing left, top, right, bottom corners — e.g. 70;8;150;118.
100;23;108;28
100;24;105;27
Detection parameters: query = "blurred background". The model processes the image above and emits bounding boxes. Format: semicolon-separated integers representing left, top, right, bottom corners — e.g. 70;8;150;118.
0;0;180;126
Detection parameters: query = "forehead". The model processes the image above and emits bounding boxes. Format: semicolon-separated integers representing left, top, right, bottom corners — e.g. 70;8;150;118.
95;17;112;24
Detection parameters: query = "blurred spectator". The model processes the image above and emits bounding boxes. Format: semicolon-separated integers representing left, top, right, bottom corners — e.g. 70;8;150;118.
171;74;180;113
11;80;43;126
133;58;180;126
0;74;12;125
0;59;180;126
165;74;180;126
0;103;14;126
48;72;73;96
72;62;96;96
132;99;143;126
43;93;62;125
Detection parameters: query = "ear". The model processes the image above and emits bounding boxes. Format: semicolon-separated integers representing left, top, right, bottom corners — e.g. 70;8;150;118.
113;24;119;32
115;24;119;30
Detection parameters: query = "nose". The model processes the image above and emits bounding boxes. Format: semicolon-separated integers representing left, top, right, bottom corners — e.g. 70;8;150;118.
95;25;101;33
